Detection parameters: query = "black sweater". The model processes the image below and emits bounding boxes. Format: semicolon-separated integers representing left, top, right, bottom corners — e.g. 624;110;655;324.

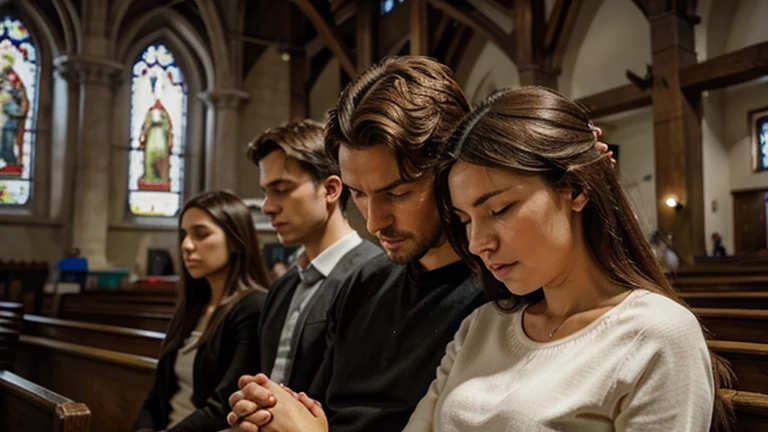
132;290;266;432
309;255;487;432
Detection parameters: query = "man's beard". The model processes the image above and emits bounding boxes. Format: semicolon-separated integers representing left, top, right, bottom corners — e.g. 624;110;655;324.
380;222;443;264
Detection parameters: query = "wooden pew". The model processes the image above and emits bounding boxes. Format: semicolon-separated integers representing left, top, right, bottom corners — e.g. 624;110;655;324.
682;292;768;309
694;308;768;343
58;308;172;332
0;370;91;432
48;291;175;332
0;261;49;313
722;389;768;432
23;314;164;358
709;340;768;394
672;266;768;292
15;335;156;432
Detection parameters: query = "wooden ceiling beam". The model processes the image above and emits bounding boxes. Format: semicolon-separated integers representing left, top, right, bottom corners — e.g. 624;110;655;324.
577;40;768;119
289;0;357;77
444;25;473;71
544;0;584;72
410;0;429;56
356;0;376;70
575;83;652;119
680;40;768;94
428;0;516;64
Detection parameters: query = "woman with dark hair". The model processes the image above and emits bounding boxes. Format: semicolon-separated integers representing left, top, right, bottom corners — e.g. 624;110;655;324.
134;190;270;432
404;87;732;432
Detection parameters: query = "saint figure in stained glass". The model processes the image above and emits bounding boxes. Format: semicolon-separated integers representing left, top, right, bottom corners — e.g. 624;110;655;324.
0;15;37;206
138;79;173;191
0;54;29;174
128;43;186;217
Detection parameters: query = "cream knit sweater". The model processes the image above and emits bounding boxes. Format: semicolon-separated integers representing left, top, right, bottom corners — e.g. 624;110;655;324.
404;289;714;432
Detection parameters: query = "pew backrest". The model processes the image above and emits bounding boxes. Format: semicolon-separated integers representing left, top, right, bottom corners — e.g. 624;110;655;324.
23;314;164;358
0;370;91;432
15;335;156;432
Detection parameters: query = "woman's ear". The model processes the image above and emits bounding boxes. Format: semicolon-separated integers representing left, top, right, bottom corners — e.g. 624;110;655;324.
324;175;343;204
571;188;589;212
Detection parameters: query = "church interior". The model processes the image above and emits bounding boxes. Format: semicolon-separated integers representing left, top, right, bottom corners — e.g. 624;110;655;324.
1;0;768;431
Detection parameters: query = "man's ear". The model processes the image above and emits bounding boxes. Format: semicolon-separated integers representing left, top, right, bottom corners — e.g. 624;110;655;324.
324;175;343;204
571;188;589;212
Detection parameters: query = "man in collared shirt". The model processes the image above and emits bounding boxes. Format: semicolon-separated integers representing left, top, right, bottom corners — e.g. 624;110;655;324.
247;119;382;393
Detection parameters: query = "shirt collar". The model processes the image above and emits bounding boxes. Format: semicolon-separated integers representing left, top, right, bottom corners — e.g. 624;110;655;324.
298;231;363;278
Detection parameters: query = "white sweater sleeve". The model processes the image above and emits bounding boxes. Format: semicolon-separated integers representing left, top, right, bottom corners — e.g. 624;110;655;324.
613;310;715;432
402;308;480;432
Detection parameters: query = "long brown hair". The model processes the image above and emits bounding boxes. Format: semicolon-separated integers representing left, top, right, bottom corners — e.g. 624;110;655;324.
435;86;733;431
160;190;269;357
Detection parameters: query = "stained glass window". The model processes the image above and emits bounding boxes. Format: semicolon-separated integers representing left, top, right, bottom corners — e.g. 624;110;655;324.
127;43;187;217
0;16;37;206
380;0;405;15
757;114;768;172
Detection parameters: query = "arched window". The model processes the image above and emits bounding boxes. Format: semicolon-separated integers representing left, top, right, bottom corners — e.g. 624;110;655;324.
0;15;38;206
753;110;768;172
127;43;187;217
380;0;405;16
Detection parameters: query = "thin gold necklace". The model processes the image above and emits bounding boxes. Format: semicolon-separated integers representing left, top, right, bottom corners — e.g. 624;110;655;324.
548;317;569;339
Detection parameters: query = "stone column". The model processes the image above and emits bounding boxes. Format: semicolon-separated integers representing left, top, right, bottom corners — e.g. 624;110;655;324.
55;56;122;270
199;89;250;192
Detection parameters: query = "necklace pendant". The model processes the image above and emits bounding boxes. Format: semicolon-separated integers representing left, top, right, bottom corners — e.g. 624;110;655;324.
548;332;554;339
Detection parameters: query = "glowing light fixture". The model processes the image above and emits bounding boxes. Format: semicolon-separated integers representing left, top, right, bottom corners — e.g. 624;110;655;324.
665;195;684;212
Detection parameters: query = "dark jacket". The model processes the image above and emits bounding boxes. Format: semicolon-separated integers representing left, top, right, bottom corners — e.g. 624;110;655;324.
258;240;382;392
133;290;266;432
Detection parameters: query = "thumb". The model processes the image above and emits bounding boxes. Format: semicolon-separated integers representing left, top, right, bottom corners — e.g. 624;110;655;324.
299;393;325;418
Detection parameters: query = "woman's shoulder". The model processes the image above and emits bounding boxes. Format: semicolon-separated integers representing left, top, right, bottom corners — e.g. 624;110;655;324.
620;289;703;343
229;287;268;316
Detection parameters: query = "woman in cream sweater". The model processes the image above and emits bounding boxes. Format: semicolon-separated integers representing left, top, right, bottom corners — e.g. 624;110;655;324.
404;86;732;432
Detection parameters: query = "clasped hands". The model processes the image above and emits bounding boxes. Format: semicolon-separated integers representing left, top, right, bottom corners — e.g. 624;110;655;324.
227;373;327;432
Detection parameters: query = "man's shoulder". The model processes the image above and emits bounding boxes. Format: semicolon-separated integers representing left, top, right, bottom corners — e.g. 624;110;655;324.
343;238;384;262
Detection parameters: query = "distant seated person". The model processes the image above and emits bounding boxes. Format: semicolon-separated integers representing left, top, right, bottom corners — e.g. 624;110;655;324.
56;247;88;288
711;232;727;257
650;231;679;272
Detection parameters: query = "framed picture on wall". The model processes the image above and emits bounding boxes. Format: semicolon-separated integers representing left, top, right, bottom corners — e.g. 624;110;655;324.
749;107;768;172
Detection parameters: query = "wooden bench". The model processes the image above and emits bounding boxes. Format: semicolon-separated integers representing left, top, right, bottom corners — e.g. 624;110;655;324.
682;292;768;309
23;314;165;358
46;291;175;331
0;370;91;432
15;335;156;432
57;308;172;332
673;275;768;292
694;308;768;344
721;389;768;432
709;340;768;394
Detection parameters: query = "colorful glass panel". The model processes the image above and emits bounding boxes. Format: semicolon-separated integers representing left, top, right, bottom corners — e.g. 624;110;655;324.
0;16;37;206
758;115;768;171
380;0;405;15
127;43;187;217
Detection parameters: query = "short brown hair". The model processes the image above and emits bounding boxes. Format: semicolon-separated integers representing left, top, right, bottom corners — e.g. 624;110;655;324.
248;119;349;210
325;56;470;180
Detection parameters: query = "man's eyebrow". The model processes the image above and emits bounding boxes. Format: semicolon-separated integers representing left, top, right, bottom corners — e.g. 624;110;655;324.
262;179;293;189
374;179;410;193
344;179;412;195
471;187;512;208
